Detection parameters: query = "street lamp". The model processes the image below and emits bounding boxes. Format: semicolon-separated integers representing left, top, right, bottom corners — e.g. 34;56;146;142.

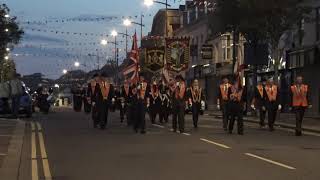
63;69;68;74
74;61;80;67
6;48;10;52
123;19;132;54
144;0;154;6
111;30;119;84
4;28;9;32
4;14;10;18
111;30;118;37
100;39;108;46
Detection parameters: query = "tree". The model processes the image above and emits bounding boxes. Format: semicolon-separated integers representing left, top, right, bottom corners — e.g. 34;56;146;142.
209;0;311;71
0;4;24;82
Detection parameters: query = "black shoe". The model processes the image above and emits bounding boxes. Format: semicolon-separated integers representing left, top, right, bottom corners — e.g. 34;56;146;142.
228;130;233;134
238;131;244;135
93;124;98;128
269;127;274;132
134;129;138;133
173;129;177;133
140;130;146;134
100;124;106;130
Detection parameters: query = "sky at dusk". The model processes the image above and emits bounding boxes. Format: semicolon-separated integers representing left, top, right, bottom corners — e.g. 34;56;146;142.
2;0;185;79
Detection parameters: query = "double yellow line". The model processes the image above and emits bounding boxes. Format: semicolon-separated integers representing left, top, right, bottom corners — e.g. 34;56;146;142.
31;121;52;180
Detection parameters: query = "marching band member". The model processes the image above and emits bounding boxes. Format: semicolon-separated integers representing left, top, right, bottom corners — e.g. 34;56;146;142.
135;73;150;134
217;77;232;131
188;79;205;129
264;78;281;131
93;73;115;130
290;75;312;136
227;78;246;135
172;75;187;133
251;78;267;128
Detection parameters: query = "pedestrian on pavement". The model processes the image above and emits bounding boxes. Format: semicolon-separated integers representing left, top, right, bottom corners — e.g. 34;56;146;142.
264;78;281;131
172;75;187;133
251;78;267;128
87;74;99;128
149;78;160;124
188;79;205;129
82;84;91;114
158;78;170;124
227;77;246;135
9;73;24;119
120;79;131;125
217;77;232;131
135;73;150;134
93;73;115;130
289;75;312;136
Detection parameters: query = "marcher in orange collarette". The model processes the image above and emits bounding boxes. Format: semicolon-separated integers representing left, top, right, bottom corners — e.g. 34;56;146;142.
290;75;312;136
264;78;281;131
251;78;267;128
217;77;232;131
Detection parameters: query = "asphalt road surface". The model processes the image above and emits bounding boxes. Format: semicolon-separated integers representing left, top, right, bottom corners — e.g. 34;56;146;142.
19;107;320;180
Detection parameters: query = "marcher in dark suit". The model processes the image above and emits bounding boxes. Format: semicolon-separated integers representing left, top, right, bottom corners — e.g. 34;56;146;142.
87;74;99;128
120;79;131;125
93;74;115;130
227;78;246;135
128;84;138;127
188;79;205;128
149;79;160;124
251;78;267;128
217;77;232;131
264;78;281;131
289;75;312;136
158;79;170;124
135;74;150;134
172;75;187;133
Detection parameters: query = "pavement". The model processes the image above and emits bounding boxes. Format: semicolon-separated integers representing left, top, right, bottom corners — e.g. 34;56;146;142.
207;110;320;133
0;117;26;180
13;107;320;180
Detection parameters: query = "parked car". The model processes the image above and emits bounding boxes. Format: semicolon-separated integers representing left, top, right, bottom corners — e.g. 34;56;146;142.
0;82;33;118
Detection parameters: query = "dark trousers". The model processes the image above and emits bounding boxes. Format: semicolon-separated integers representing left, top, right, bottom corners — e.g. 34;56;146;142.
221;101;229;130
192;102;201;128
11;95;21;117
92;104;99;127
159;104;169;123
228;101;243;134
135;100;146;132
266;104;277;131
259;108;266;127
120;104;128;123
294;107;306;135
150;103;159;124
97;100;109;129
172;100;185;133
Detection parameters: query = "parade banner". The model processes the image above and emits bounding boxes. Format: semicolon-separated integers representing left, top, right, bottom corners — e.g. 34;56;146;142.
165;37;190;73
144;47;165;73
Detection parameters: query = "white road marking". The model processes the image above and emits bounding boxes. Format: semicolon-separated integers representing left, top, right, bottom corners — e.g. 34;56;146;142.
182;133;191;136
152;124;165;128
245;153;296;170
200;138;231;149
0;134;10;137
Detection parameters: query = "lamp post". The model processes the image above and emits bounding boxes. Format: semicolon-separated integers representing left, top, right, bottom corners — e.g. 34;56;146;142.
123;17;145;44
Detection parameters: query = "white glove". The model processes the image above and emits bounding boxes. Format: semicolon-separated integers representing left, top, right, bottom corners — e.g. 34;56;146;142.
308;105;313;109
147;103;150;108
217;104;220;110
112;98;115;104
262;106;266;111
278;104;282;111
251;104;256;110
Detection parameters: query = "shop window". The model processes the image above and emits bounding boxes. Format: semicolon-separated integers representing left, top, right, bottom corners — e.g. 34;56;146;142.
222;34;232;61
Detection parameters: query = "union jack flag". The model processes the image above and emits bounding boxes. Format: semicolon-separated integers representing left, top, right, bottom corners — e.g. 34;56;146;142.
123;32;139;84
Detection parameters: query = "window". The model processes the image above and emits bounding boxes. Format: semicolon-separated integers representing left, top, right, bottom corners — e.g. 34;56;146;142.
222;34;232;61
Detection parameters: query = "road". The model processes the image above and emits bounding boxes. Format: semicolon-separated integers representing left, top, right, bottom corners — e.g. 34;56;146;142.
18;107;320;180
